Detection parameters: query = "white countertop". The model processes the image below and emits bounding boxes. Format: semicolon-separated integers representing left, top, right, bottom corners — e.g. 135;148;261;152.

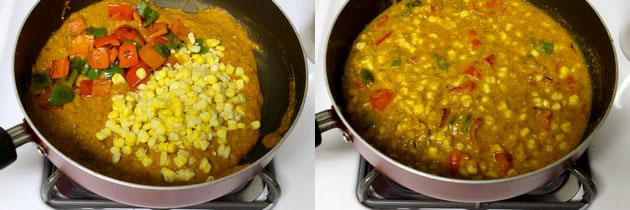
315;0;630;209
0;0;314;210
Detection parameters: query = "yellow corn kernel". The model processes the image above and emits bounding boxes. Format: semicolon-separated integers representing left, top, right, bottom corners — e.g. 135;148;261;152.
113;138;125;148
111;74;126;85
251;121;261;129
122;146;132;155
141;157;153;167
161;168;177;182
199;158;212;174
176;169;196;181
136;68;147;80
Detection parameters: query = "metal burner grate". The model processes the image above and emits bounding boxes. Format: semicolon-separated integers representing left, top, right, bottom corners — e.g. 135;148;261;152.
356;153;595;210
41;159;280;209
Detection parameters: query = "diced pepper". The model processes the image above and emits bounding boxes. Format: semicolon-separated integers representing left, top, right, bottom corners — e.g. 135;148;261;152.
69;34;94;57
494;151;513;175
86;68;102;79
70;56;90;75
139;44;166;69
79;80;93;96
92;79;112;96
483;54;496;65
147;22;168;39
35;88;52;108
450;81;476;93
94;35;121;48
485;0;502;9
49;57;70;79
133;10;143;26
58;69;79;87
468;29;478;37
360;69;375;84
439;108;450;128
449;151;465;175
405;0;422;8
104;64;124;79
460;113;473;133
370;89;394;111
118;43;139;68
391;59;402;67
123;39;143;51
136;1;151;17
154;42;171;58
374;15;389;29
148;36;169;45
48;84;74;106
108;47;119;63
464;66;482;80
32;73;52;89
170;19;190;41
108;4;133;21
68;16;87;36
468;118;483;144
353;81;366;89
143;10;159;27
375;31;393;46
539;41;554;55
113;26;143;44
88;47;111;69
87;27;107;38
434;55;450;70
540;109;553;131
165;55;177;66
125;62;151;90
472;39;482;50
165;32;183;50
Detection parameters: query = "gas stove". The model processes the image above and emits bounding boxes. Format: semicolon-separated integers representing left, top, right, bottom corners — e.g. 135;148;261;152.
41;159;280;209
356;154;595;210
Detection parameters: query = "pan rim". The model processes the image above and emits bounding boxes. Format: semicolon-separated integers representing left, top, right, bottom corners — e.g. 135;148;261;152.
11;0;309;191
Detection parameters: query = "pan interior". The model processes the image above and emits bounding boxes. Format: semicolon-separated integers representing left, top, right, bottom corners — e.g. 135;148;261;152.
14;0;305;168
326;0;615;170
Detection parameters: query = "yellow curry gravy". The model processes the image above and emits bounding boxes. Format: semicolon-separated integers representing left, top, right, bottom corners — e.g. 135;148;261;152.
29;0;263;185
343;0;591;179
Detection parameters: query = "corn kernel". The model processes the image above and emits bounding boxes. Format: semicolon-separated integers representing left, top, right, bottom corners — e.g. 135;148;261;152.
251;121;261;129
161;168;177;182
112;74;126;85
136;68;147;80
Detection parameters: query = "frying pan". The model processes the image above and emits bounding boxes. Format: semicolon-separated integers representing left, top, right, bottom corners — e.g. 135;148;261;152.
0;0;306;208
316;0;617;203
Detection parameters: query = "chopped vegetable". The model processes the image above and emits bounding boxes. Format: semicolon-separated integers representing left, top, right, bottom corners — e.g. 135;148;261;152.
92;79;112;96
375;31;393;46
391;59;402;67
360;69;375;84
406;0;422;8
374;15;389;29
136;1;151;18
153;43;170;59
139;44;167;69
114;26;144;44
472;39;482;50
32;74;52;89
118;43;139;68
87;27;107;38
449;151;465;175
464;66;482;80
88;47;111;69
539;40;554;55
485;0;502;9
143;10;159;26
104;64;124;79
79;80;93;96
58;69;79;87
193;39;209;54
450;81;476;93
133;10;143;26
439;108;450;128
434;55;450;70
68;16;87;36
460;113;473;133
86;68;102;79
108;4;133;21
494;151;513;175
49;57;70;79
147;22;168;39
370;89;394;111
540;109;553;131
123;39;143;51
70;56;90;75
48;84;74;106
69;34;94;57
94;35;121;48
108;47;119;63
148;36;169;45
468;118;483;144
483;54;496;65
170;19;190;40
125;62;151;90
165;32;183;50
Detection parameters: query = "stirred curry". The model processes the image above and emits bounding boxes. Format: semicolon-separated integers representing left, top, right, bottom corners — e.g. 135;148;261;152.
29;0;264;185
343;0;591;179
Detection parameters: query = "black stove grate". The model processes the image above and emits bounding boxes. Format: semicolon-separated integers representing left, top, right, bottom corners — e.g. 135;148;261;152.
40;159;280;209
356;153;595;210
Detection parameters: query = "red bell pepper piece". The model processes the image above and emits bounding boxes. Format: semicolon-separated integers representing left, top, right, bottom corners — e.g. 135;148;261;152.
468;118;484;144
449;151;466;175
118;43;139;68
147;22;168;39
79;80;94;96
450;81;476;93
88;47;111;69
439;108;450;128
375;31;393;46
108;47;119;64
370;89;394;111
170;19;190;41
49;57;70;79
464;66;482;80
139;44;166;70
494;151;513;175
472;39;482;50
68;16;87;36
108;4;133;21
484;54;496;65
94;35;121;48
125;61;151;90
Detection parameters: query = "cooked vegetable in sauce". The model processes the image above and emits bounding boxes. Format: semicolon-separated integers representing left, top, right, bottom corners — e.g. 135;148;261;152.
343;0;591;179
29;0;263;185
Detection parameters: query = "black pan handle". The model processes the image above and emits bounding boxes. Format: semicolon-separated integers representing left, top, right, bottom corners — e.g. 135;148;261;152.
0;124;34;170
315;109;343;147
